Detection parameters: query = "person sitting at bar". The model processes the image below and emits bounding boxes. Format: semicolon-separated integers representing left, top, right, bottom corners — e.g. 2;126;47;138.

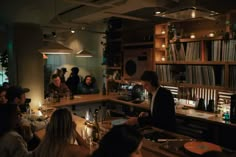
126;70;176;132
2;82;10;89
0;86;8;104
46;74;70;98
6;86;43;150
91;124;143;157
6;86;30;111
78;75;99;94
0;103;31;157
33;108;89;157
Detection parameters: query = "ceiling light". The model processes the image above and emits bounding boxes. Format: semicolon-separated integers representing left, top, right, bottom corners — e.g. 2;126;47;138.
38;40;73;54
42;53;48;59
155;6;219;20
70;28;75;33
75;50;93;57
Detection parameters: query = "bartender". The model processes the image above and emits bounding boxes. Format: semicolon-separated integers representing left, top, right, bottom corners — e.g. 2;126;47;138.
126;70;176;132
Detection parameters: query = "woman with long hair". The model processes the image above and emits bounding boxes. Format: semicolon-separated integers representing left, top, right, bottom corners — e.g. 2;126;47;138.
91;124;143;157
0;103;31;157
33;108;89;157
78;75;99;94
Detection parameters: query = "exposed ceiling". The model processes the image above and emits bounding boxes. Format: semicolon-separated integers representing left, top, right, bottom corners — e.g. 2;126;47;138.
1;0;236;32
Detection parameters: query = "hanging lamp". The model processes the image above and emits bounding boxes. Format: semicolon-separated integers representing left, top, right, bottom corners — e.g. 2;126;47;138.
75;50;93;57
38;40;73;54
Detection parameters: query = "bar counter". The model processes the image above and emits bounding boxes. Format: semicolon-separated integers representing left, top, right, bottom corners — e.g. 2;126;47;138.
37;94;236;156
49;94;236;127
35;113;193;157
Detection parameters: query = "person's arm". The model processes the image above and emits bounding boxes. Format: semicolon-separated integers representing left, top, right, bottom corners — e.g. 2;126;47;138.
74;130;89;149
72;121;89;149
8;131;31;157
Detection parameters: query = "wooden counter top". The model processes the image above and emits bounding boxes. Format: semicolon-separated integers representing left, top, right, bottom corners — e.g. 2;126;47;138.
48;94;236;128
35;114;191;157
49;94;112;107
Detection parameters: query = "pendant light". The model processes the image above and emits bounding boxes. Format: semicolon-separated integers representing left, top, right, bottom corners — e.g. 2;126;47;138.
75;50;93;57
38;40;73;54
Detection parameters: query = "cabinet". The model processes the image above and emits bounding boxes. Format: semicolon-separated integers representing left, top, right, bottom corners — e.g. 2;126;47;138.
105;21;155;94
154;15;236;110
104;18;123;95
122;22;154;80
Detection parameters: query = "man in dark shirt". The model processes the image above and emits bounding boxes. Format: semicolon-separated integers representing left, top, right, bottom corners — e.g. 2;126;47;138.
126;71;176;132
78;75;99;94
46;74;70;98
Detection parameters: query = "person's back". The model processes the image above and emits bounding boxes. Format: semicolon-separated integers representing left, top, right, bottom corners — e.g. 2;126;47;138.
66;67;81;94
61;144;89;157
0;104;31;157
91;124;143;157
33;108;89;157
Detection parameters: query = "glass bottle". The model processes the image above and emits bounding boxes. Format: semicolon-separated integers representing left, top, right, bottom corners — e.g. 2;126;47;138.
92;109;100;142
207;99;214;112
197;98;205;111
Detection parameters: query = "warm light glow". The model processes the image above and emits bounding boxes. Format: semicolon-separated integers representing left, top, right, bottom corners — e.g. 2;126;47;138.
42;53;48;59
161;44;166;48
37;110;43;116
190;34;196;39
155;11;161;14
71;29;75;33
161;56;166;61
191;10;196;18
161;30;166;34
208;32;215;37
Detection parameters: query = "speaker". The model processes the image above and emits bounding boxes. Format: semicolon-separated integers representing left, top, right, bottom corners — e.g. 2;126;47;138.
123;48;153;80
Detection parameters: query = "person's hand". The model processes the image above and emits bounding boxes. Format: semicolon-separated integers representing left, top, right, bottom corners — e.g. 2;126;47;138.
125;117;138;126
138;112;149;118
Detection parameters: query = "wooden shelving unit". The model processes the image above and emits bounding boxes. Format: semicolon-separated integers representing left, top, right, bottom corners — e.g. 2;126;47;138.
154;14;236;104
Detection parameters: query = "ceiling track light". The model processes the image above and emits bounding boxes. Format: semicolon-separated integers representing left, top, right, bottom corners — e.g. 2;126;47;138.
70;28;75;33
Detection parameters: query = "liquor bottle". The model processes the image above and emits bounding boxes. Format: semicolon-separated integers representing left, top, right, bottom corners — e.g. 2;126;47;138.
70;92;74;100
207;99;214;112
230;94;236;123
102;82;106;95
197;98;205;111
92;109;100;142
